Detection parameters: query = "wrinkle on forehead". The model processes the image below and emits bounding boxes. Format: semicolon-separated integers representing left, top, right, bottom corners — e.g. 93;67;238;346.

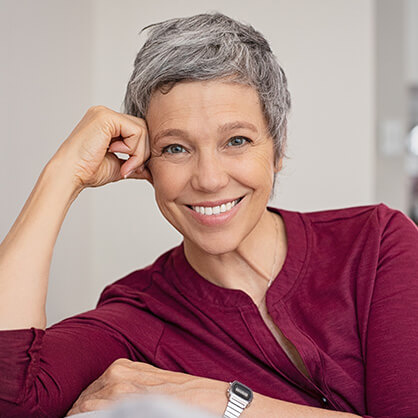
145;80;268;145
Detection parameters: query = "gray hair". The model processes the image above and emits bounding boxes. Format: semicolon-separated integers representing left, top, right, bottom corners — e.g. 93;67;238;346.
123;12;291;185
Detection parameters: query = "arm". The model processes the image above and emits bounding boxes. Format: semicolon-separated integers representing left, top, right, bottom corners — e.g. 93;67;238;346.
0;106;150;331
0;159;81;330
363;208;418;417
0;305;138;417
66;360;361;417
0;106;151;416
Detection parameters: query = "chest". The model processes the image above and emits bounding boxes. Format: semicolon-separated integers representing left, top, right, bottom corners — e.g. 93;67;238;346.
257;301;312;381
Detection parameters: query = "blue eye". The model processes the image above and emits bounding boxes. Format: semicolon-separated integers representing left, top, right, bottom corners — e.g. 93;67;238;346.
227;136;250;147
162;144;186;154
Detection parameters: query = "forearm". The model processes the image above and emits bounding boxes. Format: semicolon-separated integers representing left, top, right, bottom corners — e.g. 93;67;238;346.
241;392;360;418
197;380;360;418
0;157;81;330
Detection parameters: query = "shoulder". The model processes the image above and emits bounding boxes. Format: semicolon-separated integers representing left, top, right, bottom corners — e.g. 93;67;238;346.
96;245;179;307
295;202;416;237
275;202;417;266
299;202;400;224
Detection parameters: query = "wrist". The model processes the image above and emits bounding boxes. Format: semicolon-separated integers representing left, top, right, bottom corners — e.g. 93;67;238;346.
44;155;84;202
223;381;253;417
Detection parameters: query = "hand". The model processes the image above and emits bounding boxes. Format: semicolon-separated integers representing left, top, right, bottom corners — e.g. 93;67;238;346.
65;358;228;416
52;105;151;191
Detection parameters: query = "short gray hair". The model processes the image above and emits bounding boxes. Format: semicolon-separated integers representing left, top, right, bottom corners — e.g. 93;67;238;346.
123;12;291;168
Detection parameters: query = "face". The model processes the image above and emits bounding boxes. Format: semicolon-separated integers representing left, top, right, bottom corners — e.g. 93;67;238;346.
145;79;281;256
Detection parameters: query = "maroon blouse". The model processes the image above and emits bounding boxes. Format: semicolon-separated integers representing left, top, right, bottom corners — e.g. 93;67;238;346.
0;203;417;417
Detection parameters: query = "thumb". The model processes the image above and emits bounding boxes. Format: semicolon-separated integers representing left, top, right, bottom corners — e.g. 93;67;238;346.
125;165;153;184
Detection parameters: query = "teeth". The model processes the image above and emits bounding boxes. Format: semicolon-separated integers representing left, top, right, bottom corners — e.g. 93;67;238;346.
192;198;241;216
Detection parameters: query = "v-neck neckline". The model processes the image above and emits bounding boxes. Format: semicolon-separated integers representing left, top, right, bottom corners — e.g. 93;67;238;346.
171;206;310;310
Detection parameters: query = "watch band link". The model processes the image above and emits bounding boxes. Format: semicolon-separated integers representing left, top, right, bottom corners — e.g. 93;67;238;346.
223;393;248;417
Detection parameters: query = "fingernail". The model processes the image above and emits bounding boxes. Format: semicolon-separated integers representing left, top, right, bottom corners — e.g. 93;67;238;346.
124;169;134;179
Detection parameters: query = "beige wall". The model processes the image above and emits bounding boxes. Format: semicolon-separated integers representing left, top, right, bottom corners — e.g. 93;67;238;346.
1;0;377;325
375;0;409;215
0;0;95;324
406;0;418;86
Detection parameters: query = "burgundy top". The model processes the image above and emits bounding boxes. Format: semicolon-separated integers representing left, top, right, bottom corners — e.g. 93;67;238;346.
0;203;417;418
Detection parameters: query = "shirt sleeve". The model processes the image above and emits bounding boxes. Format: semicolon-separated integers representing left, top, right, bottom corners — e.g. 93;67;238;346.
0;290;163;417
364;205;418;417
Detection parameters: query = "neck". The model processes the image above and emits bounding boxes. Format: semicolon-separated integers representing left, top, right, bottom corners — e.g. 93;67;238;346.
183;208;287;304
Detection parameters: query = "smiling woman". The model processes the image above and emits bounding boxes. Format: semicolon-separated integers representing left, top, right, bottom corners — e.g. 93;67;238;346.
146;80;280;259
0;11;417;418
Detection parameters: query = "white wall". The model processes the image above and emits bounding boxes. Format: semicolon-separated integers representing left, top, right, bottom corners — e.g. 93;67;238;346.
1;0;377;325
375;0;410;215
406;0;418;86
0;0;95;324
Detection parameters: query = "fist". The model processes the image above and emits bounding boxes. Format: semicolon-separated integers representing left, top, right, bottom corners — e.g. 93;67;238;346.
53;106;151;190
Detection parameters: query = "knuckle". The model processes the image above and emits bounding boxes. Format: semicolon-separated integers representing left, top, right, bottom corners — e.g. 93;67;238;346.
111;382;136;394
112;357;131;366
79;399;97;413
88;105;108;114
137;118;148;129
106;358;130;378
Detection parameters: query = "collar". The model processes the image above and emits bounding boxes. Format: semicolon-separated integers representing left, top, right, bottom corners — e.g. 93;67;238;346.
170;206;310;310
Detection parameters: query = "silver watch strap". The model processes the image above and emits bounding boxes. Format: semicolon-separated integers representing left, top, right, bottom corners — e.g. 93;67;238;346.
222;392;249;418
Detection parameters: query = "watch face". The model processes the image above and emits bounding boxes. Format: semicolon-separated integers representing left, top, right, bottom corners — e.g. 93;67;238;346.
230;381;253;402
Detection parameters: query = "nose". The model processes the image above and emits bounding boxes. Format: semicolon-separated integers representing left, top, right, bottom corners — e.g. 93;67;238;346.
190;151;229;193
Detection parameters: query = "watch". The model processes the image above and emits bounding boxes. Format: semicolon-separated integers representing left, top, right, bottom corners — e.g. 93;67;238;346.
222;380;253;417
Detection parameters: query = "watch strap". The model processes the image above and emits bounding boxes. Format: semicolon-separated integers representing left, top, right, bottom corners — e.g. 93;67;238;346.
223;393;248;417
223;381;253;418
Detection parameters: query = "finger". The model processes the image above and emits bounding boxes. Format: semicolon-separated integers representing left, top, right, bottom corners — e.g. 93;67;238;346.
121;115;149;160
121;123;150;179
67;398;114;415
125;142;152;181
108;141;131;154
106;116;145;157
121;154;143;179
123;113;145;124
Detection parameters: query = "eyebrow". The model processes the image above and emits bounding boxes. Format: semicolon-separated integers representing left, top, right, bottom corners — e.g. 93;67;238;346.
152;121;259;144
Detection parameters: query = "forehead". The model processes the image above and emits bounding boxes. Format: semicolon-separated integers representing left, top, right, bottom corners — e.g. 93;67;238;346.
145;79;267;137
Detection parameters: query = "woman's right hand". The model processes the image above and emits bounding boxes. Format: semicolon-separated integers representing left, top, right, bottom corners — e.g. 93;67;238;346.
52;105;151;191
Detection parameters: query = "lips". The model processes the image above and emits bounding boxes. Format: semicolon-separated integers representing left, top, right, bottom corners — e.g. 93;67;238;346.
185;195;245;226
189;197;244;216
186;196;244;208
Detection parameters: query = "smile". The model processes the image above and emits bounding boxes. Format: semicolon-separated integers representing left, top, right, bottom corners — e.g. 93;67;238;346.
190;197;244;216
186;196;244;216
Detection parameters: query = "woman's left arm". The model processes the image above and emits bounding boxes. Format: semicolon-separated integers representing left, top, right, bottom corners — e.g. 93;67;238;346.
66;359;360;417
362;208;418;417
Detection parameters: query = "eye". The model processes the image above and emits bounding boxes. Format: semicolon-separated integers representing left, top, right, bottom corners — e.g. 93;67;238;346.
162;144;186;154
227;136;251;147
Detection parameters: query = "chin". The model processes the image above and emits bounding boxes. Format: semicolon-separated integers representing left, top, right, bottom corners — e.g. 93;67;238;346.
186;234;243;256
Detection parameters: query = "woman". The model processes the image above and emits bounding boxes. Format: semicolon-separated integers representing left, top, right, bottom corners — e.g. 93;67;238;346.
0;12;417;418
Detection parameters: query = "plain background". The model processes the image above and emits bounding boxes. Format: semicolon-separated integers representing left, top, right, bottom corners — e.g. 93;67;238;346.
0;0;416;325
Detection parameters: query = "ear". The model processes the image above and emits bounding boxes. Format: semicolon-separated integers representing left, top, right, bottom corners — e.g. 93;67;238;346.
274;157;283;174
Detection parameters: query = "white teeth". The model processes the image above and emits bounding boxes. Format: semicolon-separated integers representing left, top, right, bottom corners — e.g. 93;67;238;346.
191;198;241;216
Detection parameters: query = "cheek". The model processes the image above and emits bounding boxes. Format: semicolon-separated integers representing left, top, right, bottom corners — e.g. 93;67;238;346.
150;160;189;203
230;151;275;189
